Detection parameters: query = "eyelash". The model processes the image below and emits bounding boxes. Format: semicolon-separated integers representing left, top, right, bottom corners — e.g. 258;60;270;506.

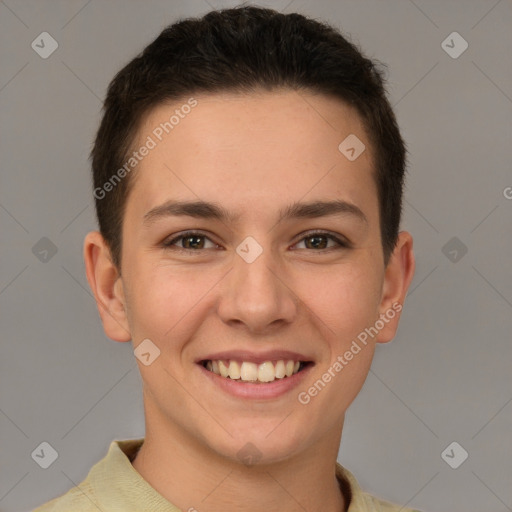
162;230;351;253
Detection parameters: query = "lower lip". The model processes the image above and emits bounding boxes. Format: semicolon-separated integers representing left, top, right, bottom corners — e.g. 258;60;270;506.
198;363;313;400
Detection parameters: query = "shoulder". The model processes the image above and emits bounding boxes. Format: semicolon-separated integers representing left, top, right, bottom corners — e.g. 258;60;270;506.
360;493;422;512
336;463;422;512
32;438;145;512
32;482;99;512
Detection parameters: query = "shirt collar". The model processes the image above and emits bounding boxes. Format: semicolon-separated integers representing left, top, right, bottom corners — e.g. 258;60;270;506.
94;439;372;512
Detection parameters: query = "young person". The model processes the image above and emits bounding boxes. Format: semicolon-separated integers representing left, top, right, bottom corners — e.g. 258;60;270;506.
35;6;417;511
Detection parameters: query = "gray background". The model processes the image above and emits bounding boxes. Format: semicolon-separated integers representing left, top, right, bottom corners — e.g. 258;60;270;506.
1;0;511;511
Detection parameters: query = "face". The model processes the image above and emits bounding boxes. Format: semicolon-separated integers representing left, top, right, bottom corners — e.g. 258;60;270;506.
86;89;414;465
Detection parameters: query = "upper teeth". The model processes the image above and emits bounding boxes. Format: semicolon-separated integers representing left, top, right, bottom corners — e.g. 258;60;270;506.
205;359;302;382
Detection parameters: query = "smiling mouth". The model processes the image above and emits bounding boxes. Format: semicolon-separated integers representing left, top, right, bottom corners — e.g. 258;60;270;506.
201;359;310;383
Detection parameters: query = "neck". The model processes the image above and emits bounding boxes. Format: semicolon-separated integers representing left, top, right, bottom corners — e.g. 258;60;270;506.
132;413;346;512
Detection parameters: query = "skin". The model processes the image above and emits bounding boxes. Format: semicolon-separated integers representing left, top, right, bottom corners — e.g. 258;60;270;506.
84;89;415;512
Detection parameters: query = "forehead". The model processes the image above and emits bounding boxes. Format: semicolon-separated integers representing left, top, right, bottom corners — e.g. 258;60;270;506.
127;90;378;225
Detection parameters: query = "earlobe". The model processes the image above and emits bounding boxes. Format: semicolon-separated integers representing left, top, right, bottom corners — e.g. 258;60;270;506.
83;231;131;342
376;231;415;344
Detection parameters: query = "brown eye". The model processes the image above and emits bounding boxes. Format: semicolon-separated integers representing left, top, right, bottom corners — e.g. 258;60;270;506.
294;232;349;251
163;232;217;251
304;234;329;249
181;234;206;249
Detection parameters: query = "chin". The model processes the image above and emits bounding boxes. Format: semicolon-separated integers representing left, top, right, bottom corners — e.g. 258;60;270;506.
205;421;310;467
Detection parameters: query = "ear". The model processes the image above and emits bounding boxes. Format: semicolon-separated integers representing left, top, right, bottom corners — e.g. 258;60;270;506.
376;231;415;344
83;231;131;342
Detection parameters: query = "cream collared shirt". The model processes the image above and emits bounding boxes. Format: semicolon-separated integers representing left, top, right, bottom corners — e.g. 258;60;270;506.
33;439;421;512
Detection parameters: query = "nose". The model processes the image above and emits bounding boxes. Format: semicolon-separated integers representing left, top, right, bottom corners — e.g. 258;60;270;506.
217;243;298;334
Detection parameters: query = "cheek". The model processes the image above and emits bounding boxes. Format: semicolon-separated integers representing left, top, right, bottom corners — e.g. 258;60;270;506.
291;262;382;343
124;263;220;343
295;265;380;419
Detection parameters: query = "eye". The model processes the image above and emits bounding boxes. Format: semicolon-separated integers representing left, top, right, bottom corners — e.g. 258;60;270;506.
162;231;219;251
293;231;350;251
161;230;350;253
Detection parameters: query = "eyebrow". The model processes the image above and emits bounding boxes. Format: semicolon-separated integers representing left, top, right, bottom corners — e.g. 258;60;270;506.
142;199;368;226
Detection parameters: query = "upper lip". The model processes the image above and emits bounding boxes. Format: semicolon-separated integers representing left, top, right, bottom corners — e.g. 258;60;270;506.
197;349;314;365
